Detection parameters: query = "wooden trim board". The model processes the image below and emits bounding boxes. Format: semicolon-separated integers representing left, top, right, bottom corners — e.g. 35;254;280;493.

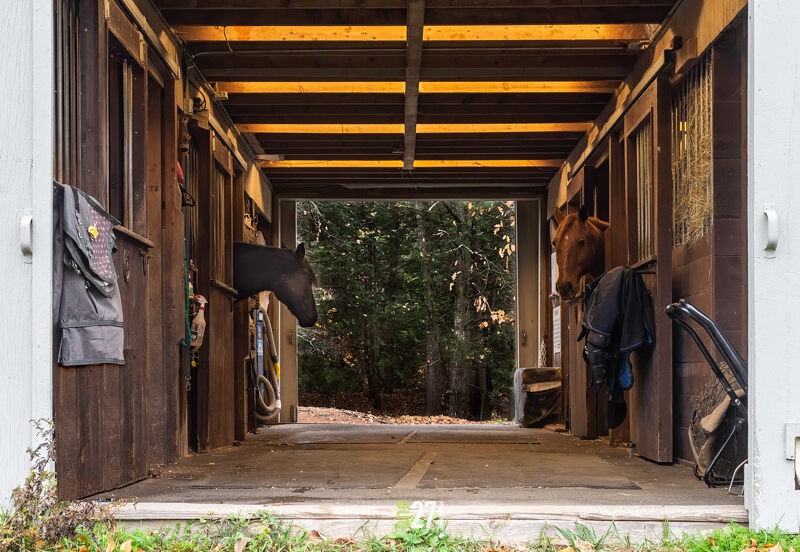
113;501;748;546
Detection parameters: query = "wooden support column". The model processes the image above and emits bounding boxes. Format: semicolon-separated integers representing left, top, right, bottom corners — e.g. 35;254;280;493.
402;0;425;170
515;199;542;369
279;200;299;423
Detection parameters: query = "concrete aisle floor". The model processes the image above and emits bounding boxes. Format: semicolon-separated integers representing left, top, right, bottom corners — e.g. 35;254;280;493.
98;423;743;508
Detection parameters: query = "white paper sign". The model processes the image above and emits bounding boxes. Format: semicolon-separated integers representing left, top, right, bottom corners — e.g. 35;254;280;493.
552;306;561;355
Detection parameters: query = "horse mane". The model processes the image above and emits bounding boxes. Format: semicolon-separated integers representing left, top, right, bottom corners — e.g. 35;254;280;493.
303;257;318;286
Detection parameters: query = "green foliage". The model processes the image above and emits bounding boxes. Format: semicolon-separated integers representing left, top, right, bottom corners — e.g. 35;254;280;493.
297;201;517;418
555;522;614;550
678;522;800;552
0;420;115;552
385;516;487;552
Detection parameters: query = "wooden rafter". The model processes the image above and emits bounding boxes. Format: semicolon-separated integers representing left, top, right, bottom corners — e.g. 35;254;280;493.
423;24;650;41
216;81;618;95
174;25;407;41
174;24;650;43
260;159;564;168
415;122;592;133
216;82;405;94
418;81;619;94
238;123;405;134
403;0;425;170
238;122;592;134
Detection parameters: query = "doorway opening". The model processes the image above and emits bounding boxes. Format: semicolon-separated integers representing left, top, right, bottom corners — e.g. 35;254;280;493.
296;200;518;424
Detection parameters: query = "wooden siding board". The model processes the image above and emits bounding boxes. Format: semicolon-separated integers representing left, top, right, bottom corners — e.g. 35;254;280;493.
195;130;213;452
146;76;169;466
158;78;185;460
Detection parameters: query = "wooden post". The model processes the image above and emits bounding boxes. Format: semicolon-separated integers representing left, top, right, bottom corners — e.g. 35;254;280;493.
279;200;299;423
515;200;542;369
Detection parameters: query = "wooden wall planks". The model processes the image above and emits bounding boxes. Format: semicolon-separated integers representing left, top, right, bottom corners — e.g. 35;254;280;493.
55;0;185;499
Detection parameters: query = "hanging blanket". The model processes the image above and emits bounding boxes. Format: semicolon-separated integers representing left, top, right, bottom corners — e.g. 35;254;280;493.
53;182;125;366
579;266;654;428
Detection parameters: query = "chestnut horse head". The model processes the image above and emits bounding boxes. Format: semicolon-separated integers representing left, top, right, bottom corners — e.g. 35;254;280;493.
552;205;610;300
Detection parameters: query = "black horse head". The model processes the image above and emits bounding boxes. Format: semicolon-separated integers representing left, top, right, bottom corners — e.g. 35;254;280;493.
234;242;319;327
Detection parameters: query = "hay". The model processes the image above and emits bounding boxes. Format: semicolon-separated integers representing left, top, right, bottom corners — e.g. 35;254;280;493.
672;54;713;247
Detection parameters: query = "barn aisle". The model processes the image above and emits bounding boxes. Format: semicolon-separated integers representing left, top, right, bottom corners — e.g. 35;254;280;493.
101;424;744;543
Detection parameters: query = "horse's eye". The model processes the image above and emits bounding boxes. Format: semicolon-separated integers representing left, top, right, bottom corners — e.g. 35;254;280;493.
577;238;586;246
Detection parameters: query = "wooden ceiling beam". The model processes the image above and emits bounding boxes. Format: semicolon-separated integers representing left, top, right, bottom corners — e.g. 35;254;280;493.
403;0;426;170
155;0;671;9
158;6;669;26
260;159;563;168
216;81;405;94
240;123;405;133
218;81;618;94
423;24;650;41
224;92;608;106
271;186;542;200
419;81;619;93
231;113;593;125
174;25;406;41
174;24;650;43
416;122;592;133
241;122;591;134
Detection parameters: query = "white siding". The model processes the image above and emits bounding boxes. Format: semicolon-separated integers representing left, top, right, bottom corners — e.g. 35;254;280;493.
0;0;54;504
748;0;800;529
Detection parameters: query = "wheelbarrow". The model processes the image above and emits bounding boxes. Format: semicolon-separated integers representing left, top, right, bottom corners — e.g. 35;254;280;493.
665;299;748;488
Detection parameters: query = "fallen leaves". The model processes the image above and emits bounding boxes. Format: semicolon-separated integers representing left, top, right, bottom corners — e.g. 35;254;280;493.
234;536;249;552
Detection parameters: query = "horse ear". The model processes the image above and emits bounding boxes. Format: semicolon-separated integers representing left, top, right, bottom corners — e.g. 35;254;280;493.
589;217;610;232
294;242;306;260
578;205;590;223
552;208;565;226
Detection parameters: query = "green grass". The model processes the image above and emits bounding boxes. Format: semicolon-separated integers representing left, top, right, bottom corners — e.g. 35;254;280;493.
6;510;800;552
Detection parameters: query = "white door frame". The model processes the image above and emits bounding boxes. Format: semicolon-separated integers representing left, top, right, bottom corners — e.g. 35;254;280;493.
747;0;800;529
0;0;55;505
515;199;543;369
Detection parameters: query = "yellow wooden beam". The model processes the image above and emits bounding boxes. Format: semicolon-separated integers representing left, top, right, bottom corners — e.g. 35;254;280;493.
416;122;593;133
217;81;616;95
175;24;648;43
216;82;405;94
414;159;564;168
423;24;650;42
241;122;591;134
260;159;564;169
239;123;405;134
174;25;406;42
262;160;404;168
418;81;619;94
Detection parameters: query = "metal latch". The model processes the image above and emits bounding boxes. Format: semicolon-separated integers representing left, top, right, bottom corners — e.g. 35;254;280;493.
784;423;800;488
764;203;779;258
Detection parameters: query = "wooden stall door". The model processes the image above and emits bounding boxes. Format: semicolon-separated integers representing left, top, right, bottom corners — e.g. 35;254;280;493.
622;77;673;463
561;195;602;439
55;8;155;497
196;136;236;451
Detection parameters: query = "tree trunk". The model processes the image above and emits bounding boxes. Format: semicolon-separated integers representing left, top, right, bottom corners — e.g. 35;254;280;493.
417;203;445;414
448;203;474;419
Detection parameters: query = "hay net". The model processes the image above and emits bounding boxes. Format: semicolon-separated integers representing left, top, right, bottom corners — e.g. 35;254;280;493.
672;53;713;247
